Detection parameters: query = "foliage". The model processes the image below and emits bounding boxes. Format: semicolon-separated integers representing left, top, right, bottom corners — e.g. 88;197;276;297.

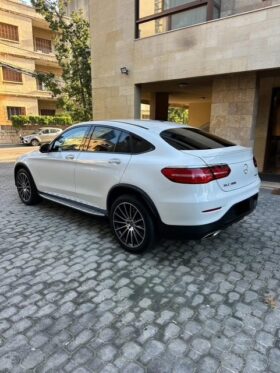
10;115;29;128
168;107;189;124
31;0;92;122
11;115;72;127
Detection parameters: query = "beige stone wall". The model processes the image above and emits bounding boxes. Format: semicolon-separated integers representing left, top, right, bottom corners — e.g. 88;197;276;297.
91;0;137;120
189;102;211;128
0;0;60;125
0;56;37;94
91;2;280;120
66;0;89;19
210;73;258;147
133;6;280;84
0;96;38;125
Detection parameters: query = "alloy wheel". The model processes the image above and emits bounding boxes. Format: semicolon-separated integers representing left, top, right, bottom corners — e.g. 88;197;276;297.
112;202;146;249
16;172;32;203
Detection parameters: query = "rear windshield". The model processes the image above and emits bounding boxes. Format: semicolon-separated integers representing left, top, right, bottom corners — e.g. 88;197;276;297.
160;128;235;150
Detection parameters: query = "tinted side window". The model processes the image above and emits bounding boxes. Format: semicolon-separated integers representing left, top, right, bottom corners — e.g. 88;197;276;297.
160;128;235;150
87;126;121;152
52;126;89;152
114;131;131;153
131;135;155;154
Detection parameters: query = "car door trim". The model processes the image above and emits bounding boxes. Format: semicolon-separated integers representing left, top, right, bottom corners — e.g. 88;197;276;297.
38;191;107;216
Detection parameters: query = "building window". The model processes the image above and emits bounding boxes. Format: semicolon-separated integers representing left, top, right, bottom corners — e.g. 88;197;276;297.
0;22;19;41
40;109;56;116
136;0;221;38
35;38;52;54
7;107;26;119
2;67;22;83
37;78;47;91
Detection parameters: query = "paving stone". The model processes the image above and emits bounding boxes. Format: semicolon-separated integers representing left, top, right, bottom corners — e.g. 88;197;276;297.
140;340;165;363
168;338;188;356
0;164;279;372
21;350;45;369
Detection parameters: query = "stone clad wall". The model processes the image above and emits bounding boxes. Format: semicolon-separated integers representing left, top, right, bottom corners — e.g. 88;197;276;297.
210;73;258;147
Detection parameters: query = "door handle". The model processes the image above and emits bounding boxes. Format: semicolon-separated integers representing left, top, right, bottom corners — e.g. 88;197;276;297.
65;154;75;160
108;158;121;165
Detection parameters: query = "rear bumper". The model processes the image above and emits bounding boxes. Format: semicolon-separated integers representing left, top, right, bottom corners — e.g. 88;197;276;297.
160;193;258;239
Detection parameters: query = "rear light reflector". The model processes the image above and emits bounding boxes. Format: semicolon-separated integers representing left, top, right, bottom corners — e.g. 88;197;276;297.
161;165;231;184
202;207;222;213
253;156;258;168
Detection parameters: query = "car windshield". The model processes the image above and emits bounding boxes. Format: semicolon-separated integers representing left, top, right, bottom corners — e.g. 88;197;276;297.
160;127;235;150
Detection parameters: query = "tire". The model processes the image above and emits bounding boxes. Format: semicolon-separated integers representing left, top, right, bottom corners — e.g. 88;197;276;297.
109;194;156;254
15;168;41;205
31;139;40;146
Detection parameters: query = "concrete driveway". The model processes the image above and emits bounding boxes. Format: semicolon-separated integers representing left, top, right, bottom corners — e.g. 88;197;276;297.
0;145;38;163
0;162;280;372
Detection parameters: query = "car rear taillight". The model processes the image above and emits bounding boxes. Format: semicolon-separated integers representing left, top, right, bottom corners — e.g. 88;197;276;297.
253;156;258;168
161;165;231;184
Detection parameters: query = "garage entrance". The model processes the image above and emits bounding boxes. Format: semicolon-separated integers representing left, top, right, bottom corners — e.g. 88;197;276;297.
140;77;213;131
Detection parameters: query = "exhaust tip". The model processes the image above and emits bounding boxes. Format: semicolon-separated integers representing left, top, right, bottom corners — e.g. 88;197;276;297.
203;230;221;239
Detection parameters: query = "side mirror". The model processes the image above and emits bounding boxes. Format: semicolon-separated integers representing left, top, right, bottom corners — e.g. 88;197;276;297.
40;143;50;153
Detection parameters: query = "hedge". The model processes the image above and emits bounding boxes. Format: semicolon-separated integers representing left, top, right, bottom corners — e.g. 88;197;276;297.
11;115;73;128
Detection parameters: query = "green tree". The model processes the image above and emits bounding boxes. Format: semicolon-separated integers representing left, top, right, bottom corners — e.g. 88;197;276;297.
168;107;189;124
31;0;92;122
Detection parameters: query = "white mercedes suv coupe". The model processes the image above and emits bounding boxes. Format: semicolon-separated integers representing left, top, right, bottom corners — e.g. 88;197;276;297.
14;120;260;253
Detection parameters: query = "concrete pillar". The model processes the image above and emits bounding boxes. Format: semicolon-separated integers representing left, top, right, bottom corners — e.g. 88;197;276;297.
134;85;141;119
210;72;258;147
155;93;169;121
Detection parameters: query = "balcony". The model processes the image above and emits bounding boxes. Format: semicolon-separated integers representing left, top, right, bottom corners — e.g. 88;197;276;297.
134;4;280;83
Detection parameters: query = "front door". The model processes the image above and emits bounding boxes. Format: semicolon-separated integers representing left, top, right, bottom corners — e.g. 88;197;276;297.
265;88;280;174
30;125;90;199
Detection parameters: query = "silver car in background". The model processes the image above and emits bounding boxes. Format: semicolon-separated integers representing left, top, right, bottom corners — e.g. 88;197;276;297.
20;127;63;146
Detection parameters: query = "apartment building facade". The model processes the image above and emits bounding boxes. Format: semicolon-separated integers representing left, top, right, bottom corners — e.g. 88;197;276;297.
90;0;280;176
0;0;61;125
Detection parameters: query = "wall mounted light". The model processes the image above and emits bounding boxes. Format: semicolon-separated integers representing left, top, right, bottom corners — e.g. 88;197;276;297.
120;67;129;75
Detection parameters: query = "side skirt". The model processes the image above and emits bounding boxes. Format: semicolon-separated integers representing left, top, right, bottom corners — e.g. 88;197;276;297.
38;192;107;217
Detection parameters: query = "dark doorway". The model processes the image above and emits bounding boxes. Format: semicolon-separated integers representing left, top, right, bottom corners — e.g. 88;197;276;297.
264;88;280;175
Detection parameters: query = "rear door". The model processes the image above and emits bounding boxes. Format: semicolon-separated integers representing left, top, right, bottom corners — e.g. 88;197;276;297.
39;129;52;143
75;126;131;209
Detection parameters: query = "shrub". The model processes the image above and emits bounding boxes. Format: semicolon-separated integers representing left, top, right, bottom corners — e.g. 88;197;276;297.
53;116;72;126
11;114;73;127
11;115;30;127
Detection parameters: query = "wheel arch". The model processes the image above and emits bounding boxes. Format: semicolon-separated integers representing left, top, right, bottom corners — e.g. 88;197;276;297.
14;163;33;184
107;184;160;221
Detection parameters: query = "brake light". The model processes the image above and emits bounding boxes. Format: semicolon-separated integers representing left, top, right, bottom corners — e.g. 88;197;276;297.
253;156;258;168
161;165;231;184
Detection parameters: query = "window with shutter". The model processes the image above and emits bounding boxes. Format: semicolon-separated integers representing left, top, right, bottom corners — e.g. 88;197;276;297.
2;67;22;83
7;107;26;119
0;22;19;41
35;38;52;53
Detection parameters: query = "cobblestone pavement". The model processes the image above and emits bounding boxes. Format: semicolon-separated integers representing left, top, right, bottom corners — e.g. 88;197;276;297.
0;163;280;373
